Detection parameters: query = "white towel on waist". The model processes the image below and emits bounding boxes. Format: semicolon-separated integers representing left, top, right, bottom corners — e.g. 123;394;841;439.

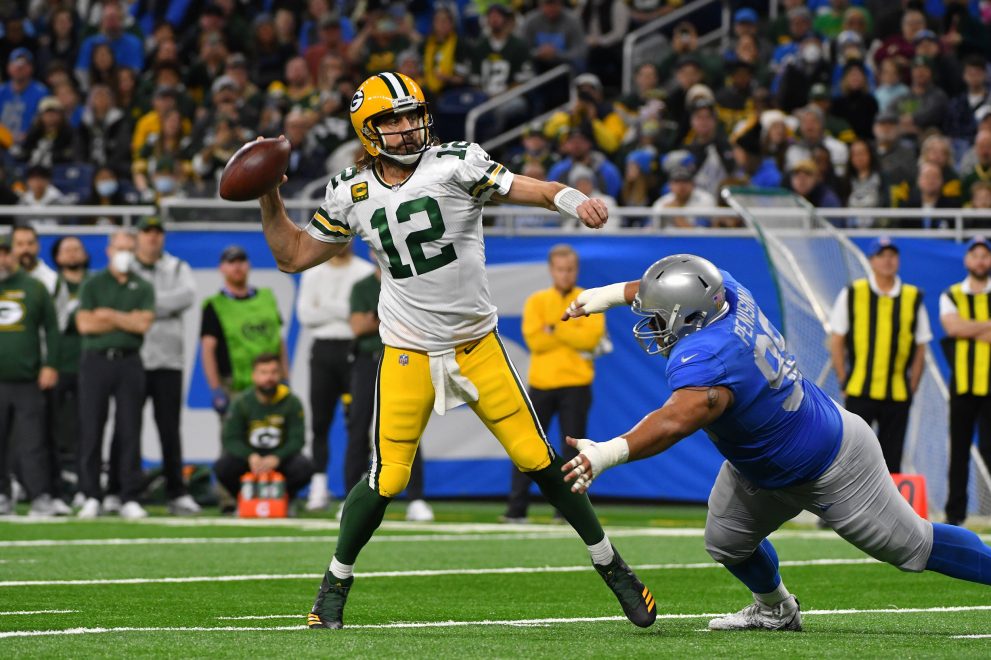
428;349;479;415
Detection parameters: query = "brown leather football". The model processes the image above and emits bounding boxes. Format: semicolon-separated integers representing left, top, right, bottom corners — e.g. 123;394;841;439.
219;137;291;201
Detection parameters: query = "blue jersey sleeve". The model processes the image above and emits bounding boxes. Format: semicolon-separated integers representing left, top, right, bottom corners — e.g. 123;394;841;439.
666;351;728;391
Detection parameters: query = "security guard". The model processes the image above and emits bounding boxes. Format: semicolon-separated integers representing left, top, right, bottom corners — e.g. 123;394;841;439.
829;237;932;473
0;234;61;516
503;244;606;522
940;235;991;526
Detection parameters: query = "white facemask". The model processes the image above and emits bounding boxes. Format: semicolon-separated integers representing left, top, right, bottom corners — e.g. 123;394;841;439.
111;250;134;273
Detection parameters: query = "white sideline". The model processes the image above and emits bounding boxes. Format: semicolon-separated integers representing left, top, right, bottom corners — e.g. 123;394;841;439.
4;606;991;639
0;610;77;616
0;557;880;588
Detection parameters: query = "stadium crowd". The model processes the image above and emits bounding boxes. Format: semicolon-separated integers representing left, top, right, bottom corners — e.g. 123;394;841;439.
0;1;988;228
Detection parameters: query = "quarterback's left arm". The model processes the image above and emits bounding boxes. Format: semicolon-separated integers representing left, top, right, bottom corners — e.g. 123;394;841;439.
562;386;733;493
493;175;608;229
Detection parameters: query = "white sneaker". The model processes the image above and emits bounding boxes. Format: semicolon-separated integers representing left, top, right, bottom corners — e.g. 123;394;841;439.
77;497;101;519
119;501;148;520
71;492;87;509
306;473;330;512
167;495;201;516
102;495;122;514
335;502;345;522
709;595;802;631
29;494;58;517
50;497;72;516
0;494;13;515
405;499;435;522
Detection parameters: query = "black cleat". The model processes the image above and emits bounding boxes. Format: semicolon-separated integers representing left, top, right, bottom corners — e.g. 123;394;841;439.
594;545;657;628
308;573;353;629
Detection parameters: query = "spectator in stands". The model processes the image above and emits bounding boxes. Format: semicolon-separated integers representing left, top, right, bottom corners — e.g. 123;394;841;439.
969;181;991;211
78;84;132;180
130;216;200;516
53;81;82;130
523;0;587;73
831;61;879;141
83;166;139;224
213;353;315;507
771;6;817;71
347;13;413;78
716;61;757;134
131;85;190;159
75;1;143;85
133;107;193;202
87;42;118;90
724;8;771;64
918;134;962;204
37;7;79;76
808;83;856;144
279;57;320;115
250;13;297;89
682;98;733;198
873;110;918;196
813;143;849;203
547;123;622;199
274;7;299;51
617;62;659;120
760;109;795;175
186;31;229;105
177;4;226;68
192;112;253;193
902;162;957;228
0;165;18;207
17;165;66;226
200;245;287;419
49;236;88;505
652;165;717;228
579;0;628;84
281;109;329;196
787;158;842;211
469;4;532;101
914;28;963;98
730;117;782;188
11;225;57;293
304;13;348;82
421;6;469;97
509;123;558;174
661;21;723;87
0;48;49;144
844;138;888;221
874;57;909;114
829;236;931;475
874;8;924;71
544;73;625;155
774;33;832;113
296;244;374;512
962;130;991;203
114;67;139;122
945;55;991;148
628;0;675;28
75;230;154;520
0;234;62;518
786;104;849;176
620;149;660;213
0;14;38;75
893;56;950;134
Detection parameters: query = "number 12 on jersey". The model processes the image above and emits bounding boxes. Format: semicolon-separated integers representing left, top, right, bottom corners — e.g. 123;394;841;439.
370;196;458;279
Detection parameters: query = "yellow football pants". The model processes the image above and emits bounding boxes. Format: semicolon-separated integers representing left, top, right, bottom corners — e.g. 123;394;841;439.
367;331;553;497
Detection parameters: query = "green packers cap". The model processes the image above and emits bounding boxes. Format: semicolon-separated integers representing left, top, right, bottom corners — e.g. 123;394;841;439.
137;215;165;232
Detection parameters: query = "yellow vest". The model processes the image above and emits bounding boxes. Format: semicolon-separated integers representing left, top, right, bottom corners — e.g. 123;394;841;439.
522;287;605;390
844;278;921;401
946;283;991;396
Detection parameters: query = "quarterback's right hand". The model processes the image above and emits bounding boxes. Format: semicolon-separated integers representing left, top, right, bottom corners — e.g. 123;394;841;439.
561;282;628;321
212;387;230;415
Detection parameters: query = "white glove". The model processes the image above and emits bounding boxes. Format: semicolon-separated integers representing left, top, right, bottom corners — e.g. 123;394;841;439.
562;436;630;494
563;282;628;320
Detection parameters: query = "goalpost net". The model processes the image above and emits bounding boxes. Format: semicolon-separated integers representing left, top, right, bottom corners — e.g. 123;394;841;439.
721;186;991;521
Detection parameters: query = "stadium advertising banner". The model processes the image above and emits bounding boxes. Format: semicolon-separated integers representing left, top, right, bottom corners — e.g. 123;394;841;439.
42;233;960;503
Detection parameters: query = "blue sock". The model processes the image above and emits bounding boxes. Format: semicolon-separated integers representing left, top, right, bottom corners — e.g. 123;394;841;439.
926;523;991;584
725;538;782;594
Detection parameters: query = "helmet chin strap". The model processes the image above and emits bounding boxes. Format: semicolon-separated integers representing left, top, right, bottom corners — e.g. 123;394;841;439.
380;150;423;166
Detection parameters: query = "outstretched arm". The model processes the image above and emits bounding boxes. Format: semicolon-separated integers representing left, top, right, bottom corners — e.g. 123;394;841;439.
561;386;733;493
492;174;608;229
258;182;348;273
561;280;640;321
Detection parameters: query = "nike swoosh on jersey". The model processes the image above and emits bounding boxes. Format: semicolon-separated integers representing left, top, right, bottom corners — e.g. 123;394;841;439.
680;353;699;363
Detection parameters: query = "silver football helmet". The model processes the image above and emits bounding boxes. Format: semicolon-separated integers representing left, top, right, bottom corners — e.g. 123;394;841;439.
632;254;727;356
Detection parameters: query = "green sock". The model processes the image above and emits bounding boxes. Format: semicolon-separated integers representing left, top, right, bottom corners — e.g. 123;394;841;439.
528;455;605;545
335;480;392;565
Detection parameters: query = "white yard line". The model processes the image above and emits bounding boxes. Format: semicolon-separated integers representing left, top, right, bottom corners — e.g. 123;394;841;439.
4;606;991;639
0;557;880;588
0;610;77;616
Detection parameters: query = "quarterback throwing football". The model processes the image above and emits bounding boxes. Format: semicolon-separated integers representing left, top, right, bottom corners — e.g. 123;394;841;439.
256;71;656;630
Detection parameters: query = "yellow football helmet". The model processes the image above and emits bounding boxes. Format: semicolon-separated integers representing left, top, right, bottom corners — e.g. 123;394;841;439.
350;72;433;165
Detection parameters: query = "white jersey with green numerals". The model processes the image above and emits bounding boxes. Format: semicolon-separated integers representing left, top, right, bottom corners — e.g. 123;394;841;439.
305;141;514;352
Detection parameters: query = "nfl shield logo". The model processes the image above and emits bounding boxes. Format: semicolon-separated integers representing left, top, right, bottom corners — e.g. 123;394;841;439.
398;353;409;366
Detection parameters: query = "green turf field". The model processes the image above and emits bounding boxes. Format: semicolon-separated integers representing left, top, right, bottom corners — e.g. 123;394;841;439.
1;503;990;657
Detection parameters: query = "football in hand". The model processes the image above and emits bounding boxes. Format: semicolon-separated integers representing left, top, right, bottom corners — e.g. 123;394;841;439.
219;137;291;201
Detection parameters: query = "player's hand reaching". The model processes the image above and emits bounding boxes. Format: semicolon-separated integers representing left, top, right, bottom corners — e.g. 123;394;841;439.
577;198;608;229
561;282;630;321
561;435;630;494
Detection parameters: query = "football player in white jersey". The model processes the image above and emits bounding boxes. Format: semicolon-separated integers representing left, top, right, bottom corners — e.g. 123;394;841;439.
256;71;656;630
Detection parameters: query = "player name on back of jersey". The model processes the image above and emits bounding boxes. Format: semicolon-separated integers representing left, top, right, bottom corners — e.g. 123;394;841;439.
732;285;758;344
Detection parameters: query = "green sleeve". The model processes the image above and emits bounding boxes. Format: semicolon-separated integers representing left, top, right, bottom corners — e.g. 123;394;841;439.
221;397;251;459
139;281;155;312
275;395;305;461
78;278;96;311
40;286;59;368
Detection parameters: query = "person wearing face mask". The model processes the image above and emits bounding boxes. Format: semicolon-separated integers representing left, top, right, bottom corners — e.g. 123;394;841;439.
11;225;57;294
49;236;89;507
0;234;64;517
74;230;155;519
213;352;315;509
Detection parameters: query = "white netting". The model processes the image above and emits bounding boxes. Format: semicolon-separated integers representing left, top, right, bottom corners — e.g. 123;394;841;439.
722;187;991;520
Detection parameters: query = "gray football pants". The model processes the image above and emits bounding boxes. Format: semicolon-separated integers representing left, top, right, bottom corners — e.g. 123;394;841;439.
705;404;934;573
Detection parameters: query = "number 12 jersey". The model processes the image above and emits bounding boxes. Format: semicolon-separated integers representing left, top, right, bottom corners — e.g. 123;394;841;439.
306;142;514;352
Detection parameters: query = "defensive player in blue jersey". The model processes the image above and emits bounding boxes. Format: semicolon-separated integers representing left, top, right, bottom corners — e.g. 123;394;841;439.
560;254;991;631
